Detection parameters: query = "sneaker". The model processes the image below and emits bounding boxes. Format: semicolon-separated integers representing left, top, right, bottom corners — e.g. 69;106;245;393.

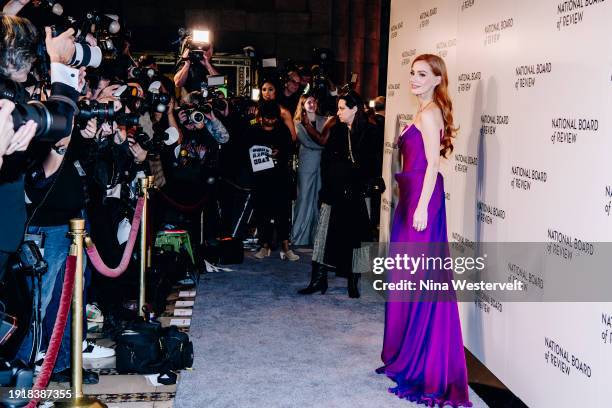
86;303;104;323
82;340;115;359
34;350;46;374
87;320;103;333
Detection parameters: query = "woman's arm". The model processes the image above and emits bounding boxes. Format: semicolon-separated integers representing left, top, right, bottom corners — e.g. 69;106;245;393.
306;115;335;146
413;110;442;232
280;106;297;142
3;0;29;15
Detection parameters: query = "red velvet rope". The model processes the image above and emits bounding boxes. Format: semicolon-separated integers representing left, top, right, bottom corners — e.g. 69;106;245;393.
26;255;76;408
86;197;144;278
156;189;208;212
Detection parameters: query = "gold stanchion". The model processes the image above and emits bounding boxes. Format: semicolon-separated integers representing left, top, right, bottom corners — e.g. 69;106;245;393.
55;219;106;408
139;177;150;317
146;175;155;268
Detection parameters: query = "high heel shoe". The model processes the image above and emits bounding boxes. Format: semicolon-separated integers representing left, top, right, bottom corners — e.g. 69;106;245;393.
280;250;300;261
254;247;271;259
348;273;360;298
298;263;328;295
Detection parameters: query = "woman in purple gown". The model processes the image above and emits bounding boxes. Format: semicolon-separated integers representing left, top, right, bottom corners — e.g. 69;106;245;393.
377;54;472;407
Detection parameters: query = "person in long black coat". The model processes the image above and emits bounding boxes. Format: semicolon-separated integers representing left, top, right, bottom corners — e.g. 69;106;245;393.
298;91;379;298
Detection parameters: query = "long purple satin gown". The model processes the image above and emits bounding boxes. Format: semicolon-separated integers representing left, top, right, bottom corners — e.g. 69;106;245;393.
377;124;472;407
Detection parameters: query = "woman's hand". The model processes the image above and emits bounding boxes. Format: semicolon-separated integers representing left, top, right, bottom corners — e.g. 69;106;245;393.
300;110;310;126
413;205;428;232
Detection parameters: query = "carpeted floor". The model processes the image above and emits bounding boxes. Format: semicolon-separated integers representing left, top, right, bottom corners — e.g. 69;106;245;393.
175;252;488;408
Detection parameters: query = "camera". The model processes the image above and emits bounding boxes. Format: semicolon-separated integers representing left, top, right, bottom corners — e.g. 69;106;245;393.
178;29;211;62
145;92;170;113
78;100;114;122
10;100;73;142
9;241;48;276
311;65;329;98
77;100;139;126
143;82;171;113
132;127;177;154
48;18;102;69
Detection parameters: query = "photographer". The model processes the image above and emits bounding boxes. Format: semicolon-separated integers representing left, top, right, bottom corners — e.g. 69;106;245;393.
15;118;114;383
160;91;229;241
81;96;151;310
0;14;81;275
174;37;219;94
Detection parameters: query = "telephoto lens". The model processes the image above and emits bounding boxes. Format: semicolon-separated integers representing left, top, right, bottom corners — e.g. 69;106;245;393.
116;112;140;126
77;100;115;122
11;100;71;142
68;42;103;68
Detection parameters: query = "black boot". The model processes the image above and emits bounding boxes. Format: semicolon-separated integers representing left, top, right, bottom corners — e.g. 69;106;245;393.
298;262;328;295
348;273;360;298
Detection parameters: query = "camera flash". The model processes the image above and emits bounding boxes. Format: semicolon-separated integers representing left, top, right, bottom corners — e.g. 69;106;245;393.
251;88;260;101
192;30;210;43
369;100;375;108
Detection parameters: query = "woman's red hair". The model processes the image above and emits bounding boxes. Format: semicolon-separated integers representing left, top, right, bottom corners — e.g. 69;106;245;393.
412;54;457;157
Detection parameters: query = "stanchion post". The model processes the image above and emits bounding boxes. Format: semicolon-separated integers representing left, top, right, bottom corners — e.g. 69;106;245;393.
56;219;106;407
146;175;155;268
139;177;149;317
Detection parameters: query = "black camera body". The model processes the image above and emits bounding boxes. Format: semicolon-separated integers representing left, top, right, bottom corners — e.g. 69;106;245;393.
10;241;48;276
132;128;169;154
144;91;170;114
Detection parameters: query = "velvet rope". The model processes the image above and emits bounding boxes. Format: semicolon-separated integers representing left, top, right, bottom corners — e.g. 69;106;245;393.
86;197;144;278
155;189;208;212
26;255;76;408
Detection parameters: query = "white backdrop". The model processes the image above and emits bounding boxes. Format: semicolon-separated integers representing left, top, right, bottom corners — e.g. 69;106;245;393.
381;1;612;406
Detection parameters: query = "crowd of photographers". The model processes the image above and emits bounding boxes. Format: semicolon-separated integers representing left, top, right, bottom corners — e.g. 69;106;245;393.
0;0;386;384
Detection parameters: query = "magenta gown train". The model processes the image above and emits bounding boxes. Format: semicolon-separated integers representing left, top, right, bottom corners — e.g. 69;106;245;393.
377;124;472;407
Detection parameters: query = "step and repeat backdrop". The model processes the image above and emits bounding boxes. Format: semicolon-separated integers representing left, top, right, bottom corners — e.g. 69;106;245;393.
380;0;611;406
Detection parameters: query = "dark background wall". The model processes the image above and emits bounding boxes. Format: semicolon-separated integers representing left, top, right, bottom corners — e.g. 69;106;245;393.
50;0;390;98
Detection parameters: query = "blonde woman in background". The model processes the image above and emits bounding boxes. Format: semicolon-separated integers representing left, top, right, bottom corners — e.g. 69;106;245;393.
291;93;327;246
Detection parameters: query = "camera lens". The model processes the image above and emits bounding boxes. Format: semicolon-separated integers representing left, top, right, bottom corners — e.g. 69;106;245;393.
116;112;140;126
12;100;70;143
159;93;170;104
189;110;204;124
69;43;102;68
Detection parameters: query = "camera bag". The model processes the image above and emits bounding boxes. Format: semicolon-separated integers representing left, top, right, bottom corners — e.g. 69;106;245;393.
115;320;163;374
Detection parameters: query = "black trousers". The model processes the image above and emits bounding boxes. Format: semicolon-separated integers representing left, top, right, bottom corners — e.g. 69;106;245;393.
253;175;291;246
